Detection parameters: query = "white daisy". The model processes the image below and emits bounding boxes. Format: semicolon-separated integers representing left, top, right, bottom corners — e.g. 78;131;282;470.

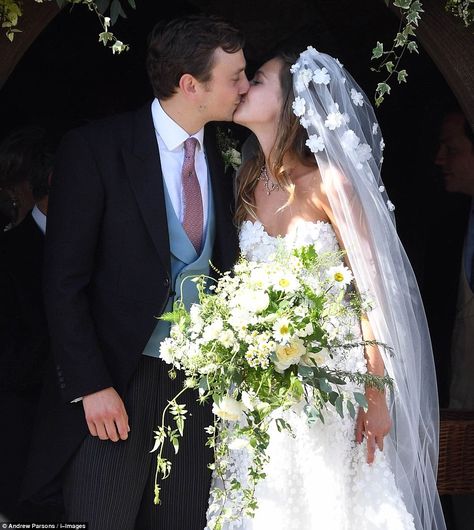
327;265;354;288
273;317;292;343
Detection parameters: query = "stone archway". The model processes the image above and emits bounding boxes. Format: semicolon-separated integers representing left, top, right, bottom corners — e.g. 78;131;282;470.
0;0;60;90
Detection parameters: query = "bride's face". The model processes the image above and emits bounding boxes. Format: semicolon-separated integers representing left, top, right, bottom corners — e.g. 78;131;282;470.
233;58;283;129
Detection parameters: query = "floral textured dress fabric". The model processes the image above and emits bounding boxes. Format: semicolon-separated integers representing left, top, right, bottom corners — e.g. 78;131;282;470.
205;219;415;530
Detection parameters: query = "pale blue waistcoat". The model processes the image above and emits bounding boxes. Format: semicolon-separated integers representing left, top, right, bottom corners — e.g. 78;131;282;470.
142;173;216;357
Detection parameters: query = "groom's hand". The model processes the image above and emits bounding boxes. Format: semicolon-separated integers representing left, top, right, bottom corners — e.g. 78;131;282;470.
83;387;130;442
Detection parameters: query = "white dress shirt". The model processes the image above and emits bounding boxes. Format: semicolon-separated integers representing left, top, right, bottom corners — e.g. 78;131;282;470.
151;99;208;232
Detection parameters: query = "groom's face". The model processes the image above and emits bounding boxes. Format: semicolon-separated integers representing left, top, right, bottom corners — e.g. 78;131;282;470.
198;47;249;122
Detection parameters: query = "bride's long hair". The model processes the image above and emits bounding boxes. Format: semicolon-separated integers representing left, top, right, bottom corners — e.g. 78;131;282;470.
234;52;316;225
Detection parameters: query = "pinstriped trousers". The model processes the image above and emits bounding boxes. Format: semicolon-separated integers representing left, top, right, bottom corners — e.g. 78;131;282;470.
62;355;213;530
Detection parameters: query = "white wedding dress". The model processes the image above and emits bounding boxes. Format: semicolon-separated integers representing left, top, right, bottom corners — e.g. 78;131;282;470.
205;219;416;530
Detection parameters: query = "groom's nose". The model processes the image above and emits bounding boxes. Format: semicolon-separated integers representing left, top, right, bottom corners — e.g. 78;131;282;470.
239;74;250;95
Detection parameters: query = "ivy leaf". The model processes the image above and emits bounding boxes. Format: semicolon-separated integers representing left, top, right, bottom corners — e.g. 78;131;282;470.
55;0;68;9
407;41;419;53
385;61;394;73
371;41;384;60
393;0;412;9
376;82;391;96
98;31;113;45
395;31;408;47
127;0;137;8
397;69;408;83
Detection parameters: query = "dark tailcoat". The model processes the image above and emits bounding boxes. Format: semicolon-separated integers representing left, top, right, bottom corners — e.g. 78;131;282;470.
23;104;239;504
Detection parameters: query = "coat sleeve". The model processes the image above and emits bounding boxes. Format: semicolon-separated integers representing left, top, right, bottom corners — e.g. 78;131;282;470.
44;129;113;402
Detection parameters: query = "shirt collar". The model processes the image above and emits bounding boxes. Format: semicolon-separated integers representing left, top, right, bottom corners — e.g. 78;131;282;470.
32;205;47;234
151;98;204;152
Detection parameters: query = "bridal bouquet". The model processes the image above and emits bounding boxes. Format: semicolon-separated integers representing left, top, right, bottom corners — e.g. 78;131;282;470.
152;244;392;529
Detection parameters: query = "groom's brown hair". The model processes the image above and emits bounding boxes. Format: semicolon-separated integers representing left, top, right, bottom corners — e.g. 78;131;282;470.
147;14;245;100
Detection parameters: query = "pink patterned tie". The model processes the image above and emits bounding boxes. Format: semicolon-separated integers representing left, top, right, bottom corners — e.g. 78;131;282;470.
181;137;203;252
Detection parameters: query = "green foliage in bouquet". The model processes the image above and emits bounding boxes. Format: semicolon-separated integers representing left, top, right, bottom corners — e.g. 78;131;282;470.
151;243;393;528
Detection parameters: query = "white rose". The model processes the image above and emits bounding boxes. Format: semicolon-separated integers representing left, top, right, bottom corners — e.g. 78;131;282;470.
301;347;330;367
246;289;270;313
273;338;306;373
212;396;244;421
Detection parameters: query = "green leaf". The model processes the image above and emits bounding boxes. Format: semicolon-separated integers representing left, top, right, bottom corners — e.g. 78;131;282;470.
397;69;408;83
395;31;408;47
298;365;314;378
346;399;356;419
110;0;127;24
376;82;391;96
329;392;339;406
385;61;394;74
98;31;113;45
353;391;368;410
335;395;344;418
318;377;332;393
393;0;412;9
371;41;384;60
171;435;180;454
95;0;111;15
407;41;419;53
127;0;136;8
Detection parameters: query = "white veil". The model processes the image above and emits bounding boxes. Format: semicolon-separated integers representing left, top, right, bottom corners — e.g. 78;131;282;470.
291;47;445;530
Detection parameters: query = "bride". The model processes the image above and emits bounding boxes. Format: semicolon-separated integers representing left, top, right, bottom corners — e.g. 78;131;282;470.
206;48;445;530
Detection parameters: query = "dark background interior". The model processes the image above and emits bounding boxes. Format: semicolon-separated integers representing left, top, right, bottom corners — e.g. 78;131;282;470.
0;0;465;403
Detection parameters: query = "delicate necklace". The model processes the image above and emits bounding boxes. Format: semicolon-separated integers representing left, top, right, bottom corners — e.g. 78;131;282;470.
257;165;280;195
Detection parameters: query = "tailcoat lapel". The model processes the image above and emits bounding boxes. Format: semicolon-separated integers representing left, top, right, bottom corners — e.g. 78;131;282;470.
123;104;171;275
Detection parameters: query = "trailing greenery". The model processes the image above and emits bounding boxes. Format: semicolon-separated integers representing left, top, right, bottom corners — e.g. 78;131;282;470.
0;0;134;52
370;0;423;106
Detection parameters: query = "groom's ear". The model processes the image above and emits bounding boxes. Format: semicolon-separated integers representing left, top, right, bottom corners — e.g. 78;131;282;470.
179;74;199;98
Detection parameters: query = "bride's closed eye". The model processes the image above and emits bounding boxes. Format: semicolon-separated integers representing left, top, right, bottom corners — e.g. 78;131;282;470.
250;79;261;85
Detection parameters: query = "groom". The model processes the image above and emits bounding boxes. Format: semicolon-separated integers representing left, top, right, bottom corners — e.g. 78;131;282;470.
24;15;248;530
